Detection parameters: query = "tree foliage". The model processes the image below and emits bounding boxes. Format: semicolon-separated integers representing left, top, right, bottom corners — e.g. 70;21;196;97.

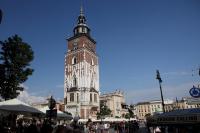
128;108;134;117
124;113;130;119
145;113;151;118
0;35;34;100
124;109;134;119
97;101;112;119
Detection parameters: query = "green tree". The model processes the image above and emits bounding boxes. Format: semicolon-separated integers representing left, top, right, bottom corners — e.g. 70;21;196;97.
124;113;130;119
0;35;34;100
128;108;134;118
97;101;112;119
124;109;134;119
145;113;151;118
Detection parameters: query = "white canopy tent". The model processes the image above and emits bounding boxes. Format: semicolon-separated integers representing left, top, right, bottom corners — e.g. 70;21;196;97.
0;98;30;106
0;98;43;114
78;117;138;123
99;117;137;122
103;117;128;122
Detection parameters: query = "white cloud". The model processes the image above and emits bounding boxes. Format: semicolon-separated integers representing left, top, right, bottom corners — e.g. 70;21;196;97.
56;84;64;88
19;84;30;90
17;87;47;105
17;84;64;104
125;82;197;104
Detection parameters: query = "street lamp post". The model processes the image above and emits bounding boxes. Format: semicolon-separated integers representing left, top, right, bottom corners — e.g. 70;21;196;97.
156;70;165;113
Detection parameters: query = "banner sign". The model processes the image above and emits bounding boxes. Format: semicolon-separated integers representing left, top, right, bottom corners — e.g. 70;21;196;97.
189;86;200;98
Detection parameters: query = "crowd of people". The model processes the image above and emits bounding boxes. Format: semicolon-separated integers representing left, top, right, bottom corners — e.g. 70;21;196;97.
82;119;139;133
0;114;140;133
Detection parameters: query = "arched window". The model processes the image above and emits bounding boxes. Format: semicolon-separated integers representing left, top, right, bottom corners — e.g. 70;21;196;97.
77;93;79;102
79;27;82;33
72;57;77;65
85;28;87;33
64;97;67;104
94;94;97;103
73;77;77;87
70;93;74;102
90;93;92;102
91;59;94;65
73;43;78;50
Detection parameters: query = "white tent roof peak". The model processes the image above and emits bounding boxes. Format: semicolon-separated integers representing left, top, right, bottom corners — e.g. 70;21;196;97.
0;98;30;106
0;98;43;114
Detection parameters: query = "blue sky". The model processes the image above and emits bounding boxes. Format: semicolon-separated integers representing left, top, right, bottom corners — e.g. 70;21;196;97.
0;0;200;103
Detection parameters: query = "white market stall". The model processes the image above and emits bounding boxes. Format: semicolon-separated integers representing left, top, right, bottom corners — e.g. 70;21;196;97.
0;98;43;115
78;117;138;123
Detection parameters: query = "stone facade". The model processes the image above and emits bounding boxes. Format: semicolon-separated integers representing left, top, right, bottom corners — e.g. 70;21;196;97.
64;7;99;119
134;98;200;120
134;100;173;120
100;90;127;117
164;97;200;112
32;101;65;112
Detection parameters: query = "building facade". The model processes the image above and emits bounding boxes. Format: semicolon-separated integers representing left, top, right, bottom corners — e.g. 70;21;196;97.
164;97;200;112
100;90;127;117
64;7;99;119
135;98;200;120
135;100;173;120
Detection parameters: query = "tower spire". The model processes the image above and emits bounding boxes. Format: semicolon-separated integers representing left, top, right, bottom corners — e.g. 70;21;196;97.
80;5;84;16
73;5;90;36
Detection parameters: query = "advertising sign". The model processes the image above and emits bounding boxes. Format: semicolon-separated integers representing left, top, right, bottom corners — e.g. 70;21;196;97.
189;86;200;98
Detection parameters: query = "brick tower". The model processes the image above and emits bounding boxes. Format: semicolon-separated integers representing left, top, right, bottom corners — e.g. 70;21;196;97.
64;7;99;119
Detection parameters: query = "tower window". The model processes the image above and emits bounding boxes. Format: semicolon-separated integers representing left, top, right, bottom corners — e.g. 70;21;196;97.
64;97;67;104
90;93;92;102
79;27;82;33
82;27;86;33
94;94;97;103
73;77;77;87
72;57;77;65
91;59;94;65
77;93;79;102
73;43;78;50
70;93;74;102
